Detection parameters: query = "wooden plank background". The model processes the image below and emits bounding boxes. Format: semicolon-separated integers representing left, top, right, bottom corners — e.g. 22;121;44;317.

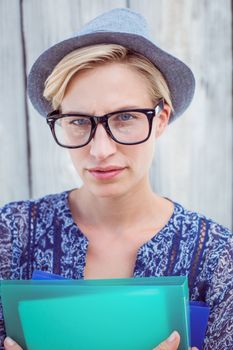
0;0;232;229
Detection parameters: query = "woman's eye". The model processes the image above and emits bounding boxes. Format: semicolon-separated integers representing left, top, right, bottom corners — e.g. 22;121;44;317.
70;118;90;126
116;113;135;121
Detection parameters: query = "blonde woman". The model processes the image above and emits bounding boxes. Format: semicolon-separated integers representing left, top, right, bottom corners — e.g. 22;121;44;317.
1;8;232;350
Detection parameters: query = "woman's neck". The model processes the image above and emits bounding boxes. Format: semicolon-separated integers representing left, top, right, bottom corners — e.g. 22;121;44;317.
69;180;170;234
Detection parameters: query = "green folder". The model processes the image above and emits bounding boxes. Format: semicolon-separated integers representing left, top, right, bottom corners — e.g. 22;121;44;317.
1;276;190;350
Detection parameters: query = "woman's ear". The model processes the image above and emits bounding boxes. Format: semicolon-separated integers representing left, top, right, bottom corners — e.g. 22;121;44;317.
155;103;171;138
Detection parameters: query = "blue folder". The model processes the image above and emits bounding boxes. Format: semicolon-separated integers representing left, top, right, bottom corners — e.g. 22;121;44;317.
31;270;210;349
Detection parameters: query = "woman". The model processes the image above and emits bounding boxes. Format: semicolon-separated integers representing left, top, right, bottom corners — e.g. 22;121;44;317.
1;8;232;350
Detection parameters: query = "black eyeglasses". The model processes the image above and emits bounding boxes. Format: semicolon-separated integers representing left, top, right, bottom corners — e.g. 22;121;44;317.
46;99;164;148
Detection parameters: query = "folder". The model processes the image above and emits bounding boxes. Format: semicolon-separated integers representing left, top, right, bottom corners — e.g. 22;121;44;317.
190;301;210;349
1;275;190;350
32;270;210;349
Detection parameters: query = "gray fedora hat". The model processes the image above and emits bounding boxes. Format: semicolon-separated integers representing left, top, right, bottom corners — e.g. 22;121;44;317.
27;8;195;123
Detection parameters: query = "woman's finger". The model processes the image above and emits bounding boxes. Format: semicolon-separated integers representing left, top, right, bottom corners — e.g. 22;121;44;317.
152;331;180;350
4;337;23;350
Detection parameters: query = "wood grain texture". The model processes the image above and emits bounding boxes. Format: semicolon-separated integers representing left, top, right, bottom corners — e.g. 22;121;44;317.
1;0;232;228
0;0;29;204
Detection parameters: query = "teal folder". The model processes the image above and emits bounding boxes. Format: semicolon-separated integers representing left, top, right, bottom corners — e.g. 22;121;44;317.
1;276;190;350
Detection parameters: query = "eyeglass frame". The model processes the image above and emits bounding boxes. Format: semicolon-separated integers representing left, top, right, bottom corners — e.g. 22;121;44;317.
46;99;164;149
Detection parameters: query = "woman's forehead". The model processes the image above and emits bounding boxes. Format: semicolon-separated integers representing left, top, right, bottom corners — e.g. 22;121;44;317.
65;62;151;90
61;63;154;114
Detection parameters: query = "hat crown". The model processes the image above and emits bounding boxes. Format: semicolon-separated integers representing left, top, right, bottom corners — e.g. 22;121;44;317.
28;7;195;121
77;8;151;39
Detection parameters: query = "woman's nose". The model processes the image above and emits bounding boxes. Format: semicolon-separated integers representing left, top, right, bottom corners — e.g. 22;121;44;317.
89;124;117;160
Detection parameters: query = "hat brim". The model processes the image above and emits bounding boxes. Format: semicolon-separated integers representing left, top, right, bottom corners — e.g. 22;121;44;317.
27;32;195;122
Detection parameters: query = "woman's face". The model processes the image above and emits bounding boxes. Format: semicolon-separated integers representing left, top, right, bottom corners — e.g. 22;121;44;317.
60;62;170;198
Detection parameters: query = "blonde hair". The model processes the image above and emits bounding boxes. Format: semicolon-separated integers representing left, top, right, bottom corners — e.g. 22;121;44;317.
43;44;173;111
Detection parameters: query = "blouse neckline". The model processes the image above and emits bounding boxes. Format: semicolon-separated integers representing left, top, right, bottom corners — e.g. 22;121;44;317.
62;189;179;247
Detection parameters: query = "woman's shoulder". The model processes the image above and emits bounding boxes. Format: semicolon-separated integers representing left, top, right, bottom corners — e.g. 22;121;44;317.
0;190;69;217
173;200;232;243
173;200;232;281
0;191;71;278
0;190;71;239
170;202;233;304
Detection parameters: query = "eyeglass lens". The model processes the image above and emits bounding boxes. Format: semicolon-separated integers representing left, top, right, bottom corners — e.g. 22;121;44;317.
54;111;151;147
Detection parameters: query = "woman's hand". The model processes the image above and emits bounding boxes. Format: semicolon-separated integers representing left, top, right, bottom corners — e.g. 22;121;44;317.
4;337;23;350
3;332;199;350
152;331;199;350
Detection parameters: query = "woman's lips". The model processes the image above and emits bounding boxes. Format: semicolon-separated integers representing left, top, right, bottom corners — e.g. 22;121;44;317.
87;167;125;180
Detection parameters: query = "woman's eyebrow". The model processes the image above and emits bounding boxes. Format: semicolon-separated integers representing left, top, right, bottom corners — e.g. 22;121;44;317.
61;109;90;115
61;105;148;114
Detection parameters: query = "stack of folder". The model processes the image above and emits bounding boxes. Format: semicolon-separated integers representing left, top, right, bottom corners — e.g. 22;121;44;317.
0;273;209;350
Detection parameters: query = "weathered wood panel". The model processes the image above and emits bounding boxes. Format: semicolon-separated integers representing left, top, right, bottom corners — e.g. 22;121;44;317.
130;0;232;227
0;0;29;204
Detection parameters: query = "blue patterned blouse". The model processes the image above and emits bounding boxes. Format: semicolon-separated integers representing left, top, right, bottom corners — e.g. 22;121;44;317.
0;190;232;349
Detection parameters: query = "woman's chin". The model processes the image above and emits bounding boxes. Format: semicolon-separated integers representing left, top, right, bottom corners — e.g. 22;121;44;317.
84;183;128;199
